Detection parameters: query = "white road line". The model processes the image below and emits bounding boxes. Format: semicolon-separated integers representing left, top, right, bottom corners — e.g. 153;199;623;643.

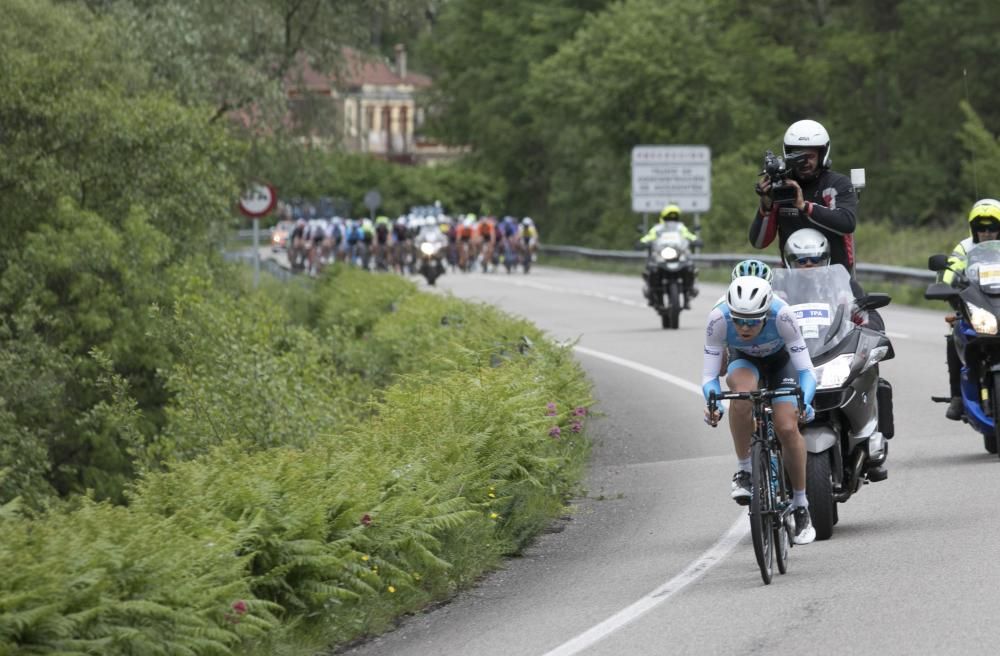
483;276;648;308
541;515;746;656
540;345;746;656
573;346;703;397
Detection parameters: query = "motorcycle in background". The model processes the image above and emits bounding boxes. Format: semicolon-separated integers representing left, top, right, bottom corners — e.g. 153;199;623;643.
415;226;447;286
926;241;1000;456
641;221;698;329
772;265;894;540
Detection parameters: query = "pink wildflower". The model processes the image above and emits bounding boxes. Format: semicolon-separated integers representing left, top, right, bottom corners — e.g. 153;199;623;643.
549;426;561;438
573;406;588;417
546;402;558;416
231;600;248;615
570;421;583;433
361;513;372;526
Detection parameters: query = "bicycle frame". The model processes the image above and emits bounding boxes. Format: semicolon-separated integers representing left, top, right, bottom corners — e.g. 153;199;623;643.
709;387;802;584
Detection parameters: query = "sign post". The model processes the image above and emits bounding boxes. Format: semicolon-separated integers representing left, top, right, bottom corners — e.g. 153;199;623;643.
238;182;277;287
363;189;382;221
631;145;711;249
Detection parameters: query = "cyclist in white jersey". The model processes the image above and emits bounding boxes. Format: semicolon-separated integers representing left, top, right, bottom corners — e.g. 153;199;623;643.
702;276;818;545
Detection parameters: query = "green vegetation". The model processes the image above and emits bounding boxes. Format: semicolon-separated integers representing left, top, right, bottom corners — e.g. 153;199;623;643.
0;2;591;653
5;0;991;652
1;266;592;654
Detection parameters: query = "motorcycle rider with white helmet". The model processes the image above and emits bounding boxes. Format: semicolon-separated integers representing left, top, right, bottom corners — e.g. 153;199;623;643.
702;276;818;545
783;227;885;332
750;119;859;276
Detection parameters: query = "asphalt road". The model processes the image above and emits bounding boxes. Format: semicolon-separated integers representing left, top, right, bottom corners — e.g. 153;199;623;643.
297;260;1000;656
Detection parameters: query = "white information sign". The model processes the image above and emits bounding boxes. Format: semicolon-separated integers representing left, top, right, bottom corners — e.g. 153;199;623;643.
631;145;711;213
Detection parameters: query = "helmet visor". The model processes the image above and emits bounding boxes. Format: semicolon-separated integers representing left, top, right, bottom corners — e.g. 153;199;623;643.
971;217;1000;234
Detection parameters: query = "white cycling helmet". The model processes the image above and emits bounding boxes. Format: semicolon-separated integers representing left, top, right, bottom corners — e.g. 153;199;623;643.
727;276;773;319
783;119;831;169
784;228;830;268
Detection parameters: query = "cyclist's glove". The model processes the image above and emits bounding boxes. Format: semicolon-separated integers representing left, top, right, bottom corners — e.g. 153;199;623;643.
702;379;724;425
802;404;815;423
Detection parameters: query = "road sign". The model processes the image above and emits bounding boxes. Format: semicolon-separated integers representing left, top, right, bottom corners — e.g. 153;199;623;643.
364;189;382;211
631;145;711;213
238;183;277;218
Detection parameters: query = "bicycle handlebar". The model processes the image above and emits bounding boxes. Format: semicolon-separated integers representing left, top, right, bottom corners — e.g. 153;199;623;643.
707;387;804;415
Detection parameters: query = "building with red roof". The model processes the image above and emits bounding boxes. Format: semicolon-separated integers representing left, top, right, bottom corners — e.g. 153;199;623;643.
285;45;463;165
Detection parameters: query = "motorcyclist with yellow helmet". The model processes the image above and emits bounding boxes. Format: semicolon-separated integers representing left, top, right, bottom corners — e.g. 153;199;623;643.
940;198;1000;420
640;203;701;308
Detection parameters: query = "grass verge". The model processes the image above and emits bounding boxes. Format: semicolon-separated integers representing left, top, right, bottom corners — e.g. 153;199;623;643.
0;265;593;655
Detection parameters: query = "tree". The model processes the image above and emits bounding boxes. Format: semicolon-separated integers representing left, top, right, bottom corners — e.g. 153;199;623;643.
0;0;243;503
75;0;434;130
419;0;611;216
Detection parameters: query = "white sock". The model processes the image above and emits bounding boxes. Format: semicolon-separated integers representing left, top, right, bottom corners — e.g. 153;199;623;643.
737;457;751;473
793;489;808;508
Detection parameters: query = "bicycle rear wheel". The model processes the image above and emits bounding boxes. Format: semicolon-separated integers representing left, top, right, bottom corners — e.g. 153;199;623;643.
750;439;774;584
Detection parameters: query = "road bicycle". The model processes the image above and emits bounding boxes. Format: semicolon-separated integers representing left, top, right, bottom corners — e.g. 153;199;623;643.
709;387;802;584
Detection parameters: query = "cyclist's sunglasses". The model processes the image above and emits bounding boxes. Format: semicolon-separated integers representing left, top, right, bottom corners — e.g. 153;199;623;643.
732;317;765;328
795;255;827;265
972;221;1000;233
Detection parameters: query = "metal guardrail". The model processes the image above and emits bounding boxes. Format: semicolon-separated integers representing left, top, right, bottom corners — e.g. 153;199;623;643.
235;229;935;287
538;244;935;287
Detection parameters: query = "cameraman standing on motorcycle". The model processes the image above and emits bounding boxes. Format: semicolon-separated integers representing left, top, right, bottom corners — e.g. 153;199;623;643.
939;198;1000;420
750;119;859;276
702;276;818;545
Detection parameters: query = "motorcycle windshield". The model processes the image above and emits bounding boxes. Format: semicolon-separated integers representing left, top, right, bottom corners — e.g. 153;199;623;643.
965;241;1000;294
771;264;855;358
417;226;445;244
652;221;690;250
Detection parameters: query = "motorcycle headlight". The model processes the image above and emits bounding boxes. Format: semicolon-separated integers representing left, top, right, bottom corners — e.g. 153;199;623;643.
659;246;679;261
967;301;998;335
814;353;855;390
420;242;439;256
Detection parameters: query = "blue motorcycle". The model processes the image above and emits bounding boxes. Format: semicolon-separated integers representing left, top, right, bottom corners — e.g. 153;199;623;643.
927;240;1000;454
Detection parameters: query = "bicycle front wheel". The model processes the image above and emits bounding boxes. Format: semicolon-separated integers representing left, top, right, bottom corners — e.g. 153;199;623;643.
750;439;774;585
774;451;791;575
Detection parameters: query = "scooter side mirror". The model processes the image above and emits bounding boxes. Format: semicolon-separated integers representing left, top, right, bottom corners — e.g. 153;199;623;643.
928;254;950;272
924;282;960;301
857;293;891;311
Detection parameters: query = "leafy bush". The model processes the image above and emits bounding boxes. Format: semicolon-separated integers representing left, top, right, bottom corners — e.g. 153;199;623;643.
0;498;276;654
0;266;592;654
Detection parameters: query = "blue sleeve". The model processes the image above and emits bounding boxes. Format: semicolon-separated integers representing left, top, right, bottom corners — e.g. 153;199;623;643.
702;379;722;404
798;369;817;407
